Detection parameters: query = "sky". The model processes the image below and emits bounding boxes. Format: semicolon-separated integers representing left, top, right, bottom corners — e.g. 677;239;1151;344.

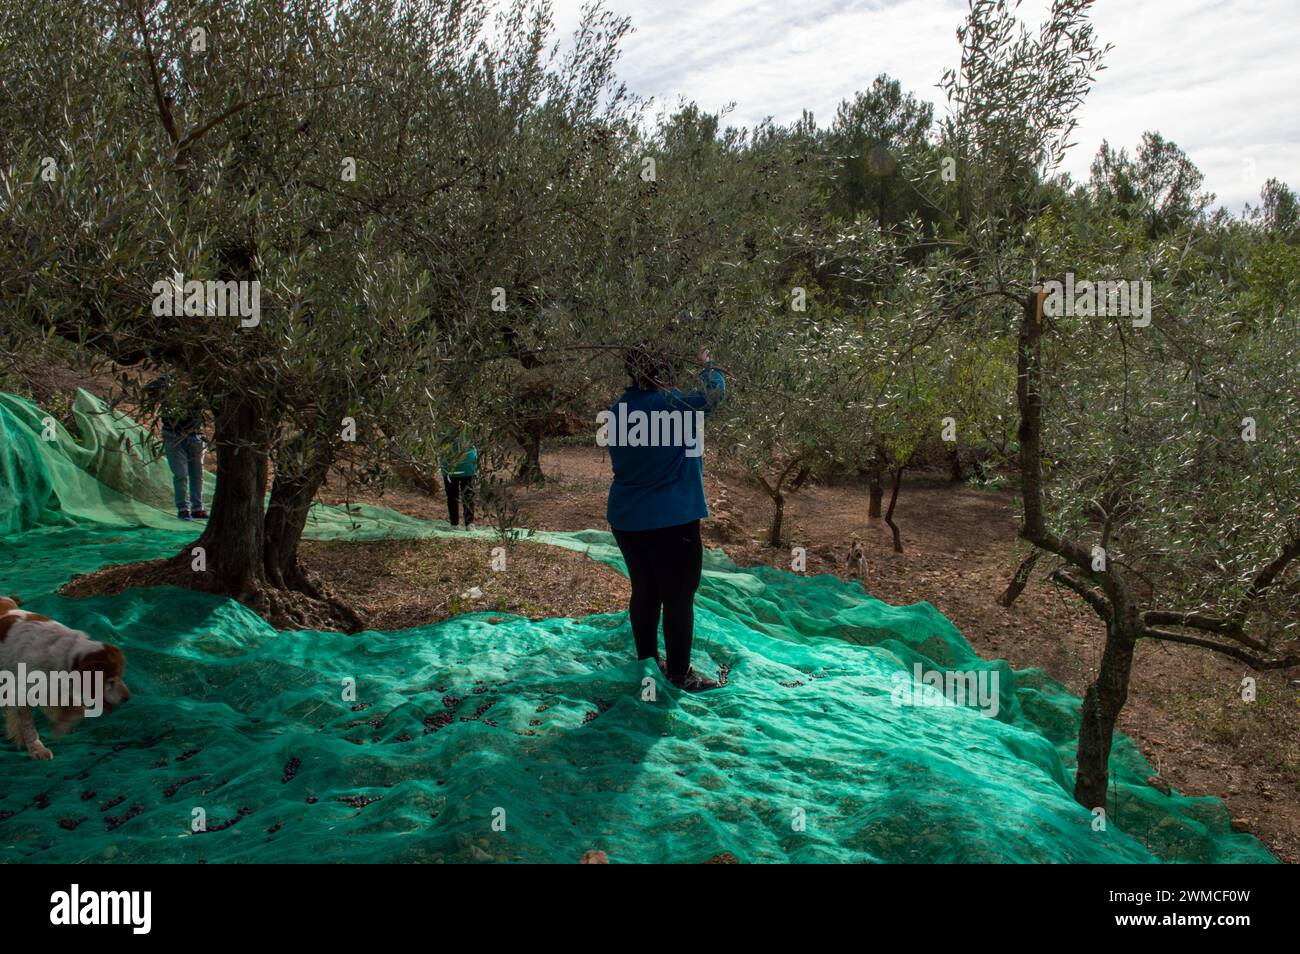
546;0;1300;214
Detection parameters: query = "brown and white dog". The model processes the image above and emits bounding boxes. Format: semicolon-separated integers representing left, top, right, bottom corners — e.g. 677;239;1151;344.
0;596;130;760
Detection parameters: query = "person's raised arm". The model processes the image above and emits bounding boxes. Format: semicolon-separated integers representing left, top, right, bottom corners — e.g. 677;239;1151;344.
667;347;725;415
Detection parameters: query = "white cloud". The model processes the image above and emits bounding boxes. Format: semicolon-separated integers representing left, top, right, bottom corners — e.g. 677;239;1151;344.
547;0;1300;213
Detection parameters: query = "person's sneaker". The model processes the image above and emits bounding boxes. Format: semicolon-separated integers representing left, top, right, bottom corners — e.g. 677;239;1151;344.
177;510;192;521
464;522;475;532
668;669;720;692
191;509;209;519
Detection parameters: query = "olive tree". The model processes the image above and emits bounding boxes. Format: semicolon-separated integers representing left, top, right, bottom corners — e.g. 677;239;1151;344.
0;0;634;625
938;0;1300;814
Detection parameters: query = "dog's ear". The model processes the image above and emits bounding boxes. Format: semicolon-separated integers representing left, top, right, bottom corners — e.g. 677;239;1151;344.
0;595;19;612
76;643;127;679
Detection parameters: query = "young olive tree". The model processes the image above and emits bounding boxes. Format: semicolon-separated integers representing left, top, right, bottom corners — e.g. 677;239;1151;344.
939;0;1300;813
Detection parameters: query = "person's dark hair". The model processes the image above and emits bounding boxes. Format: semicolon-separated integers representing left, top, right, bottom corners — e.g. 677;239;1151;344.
624;344;670;391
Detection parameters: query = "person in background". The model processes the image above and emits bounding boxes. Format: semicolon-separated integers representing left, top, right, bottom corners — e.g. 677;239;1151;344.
606;344;726;692
144;373;208;521
438;428;478;530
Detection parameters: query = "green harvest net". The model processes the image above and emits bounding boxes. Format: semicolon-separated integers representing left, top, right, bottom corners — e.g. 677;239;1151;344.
0;390;1275;863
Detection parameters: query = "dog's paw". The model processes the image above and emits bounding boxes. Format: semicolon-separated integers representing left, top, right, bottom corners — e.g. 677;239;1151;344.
28;745;53;761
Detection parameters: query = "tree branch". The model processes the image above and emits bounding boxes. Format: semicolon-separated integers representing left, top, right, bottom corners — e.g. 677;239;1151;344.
1051;568;1113;624
1142;626;1300;670
1230;521;1300;630
132;2;180;147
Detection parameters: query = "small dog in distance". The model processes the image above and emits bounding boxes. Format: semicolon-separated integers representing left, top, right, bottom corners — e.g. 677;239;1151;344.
847;536;867;582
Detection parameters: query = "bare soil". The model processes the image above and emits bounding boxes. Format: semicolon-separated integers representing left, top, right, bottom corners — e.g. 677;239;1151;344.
298;534;630;631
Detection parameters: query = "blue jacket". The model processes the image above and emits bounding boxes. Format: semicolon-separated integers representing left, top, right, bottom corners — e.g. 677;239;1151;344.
605;366;725;532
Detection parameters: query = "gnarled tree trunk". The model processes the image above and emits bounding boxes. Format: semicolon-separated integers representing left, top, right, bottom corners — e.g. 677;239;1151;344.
768;491;786;548
867;458;884;518
1016;287;1141;813
760;461;810;548
262;425;365;632
515;431;544;484
1074;621;1139;811
190;393;272;599
883;465;904;553
264;436;335;591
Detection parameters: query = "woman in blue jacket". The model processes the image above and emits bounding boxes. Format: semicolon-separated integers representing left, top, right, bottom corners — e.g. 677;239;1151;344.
605;345;726;692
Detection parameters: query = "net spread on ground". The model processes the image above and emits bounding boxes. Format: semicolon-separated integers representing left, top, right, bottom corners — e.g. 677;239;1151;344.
0;390;1274;863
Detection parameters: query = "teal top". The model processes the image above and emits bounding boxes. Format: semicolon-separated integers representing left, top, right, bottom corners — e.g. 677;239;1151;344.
438;433;478;477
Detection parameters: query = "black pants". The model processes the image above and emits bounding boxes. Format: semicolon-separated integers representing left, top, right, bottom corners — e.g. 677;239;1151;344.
612;519;703;678
443;474;475;525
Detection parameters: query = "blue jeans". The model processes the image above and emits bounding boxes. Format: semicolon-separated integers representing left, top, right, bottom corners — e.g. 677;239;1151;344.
163;431;205;512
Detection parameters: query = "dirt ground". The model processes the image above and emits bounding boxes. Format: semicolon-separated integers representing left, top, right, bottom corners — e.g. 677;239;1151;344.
299;534;630;631
337;443;1299;862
